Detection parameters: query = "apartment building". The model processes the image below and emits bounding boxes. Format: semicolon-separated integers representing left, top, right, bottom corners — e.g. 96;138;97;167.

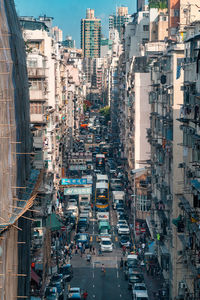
0;1;41;299
18;16;85;292
81;8;101;58
109;6;131;41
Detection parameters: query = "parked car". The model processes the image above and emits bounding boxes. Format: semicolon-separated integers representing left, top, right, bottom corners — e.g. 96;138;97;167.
59;264;73;282
132;283;147;299
128;273;144;290
132;290;149;300
67;287;81;300
45;287;59;300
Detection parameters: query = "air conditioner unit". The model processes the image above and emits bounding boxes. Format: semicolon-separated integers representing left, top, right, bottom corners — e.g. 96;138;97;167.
167;194;173;201
178;163;185;168
179;282;186;289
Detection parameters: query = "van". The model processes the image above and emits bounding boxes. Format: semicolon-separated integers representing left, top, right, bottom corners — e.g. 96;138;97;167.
79;195;90;211
77;218;89;232
112;191;125;209
133;290;149;300
67;206;79;218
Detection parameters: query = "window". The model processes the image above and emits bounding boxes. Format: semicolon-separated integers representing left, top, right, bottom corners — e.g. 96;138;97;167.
174;9;179;17
143;25;149;32
30;102;43;114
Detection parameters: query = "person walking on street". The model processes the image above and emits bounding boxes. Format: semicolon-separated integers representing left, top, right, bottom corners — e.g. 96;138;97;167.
120;257;123;269
82;290;88;299
90;244;92;253
92;246;95;255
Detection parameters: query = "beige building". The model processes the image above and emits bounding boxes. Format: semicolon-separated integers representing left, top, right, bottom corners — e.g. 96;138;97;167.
148;43;185;299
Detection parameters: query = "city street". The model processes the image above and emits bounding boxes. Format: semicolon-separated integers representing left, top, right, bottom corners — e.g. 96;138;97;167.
67;210;132;300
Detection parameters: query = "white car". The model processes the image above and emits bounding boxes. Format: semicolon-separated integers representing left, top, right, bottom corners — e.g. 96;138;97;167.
118;224;130;235
133;290;149;300
132;283;147;299
100;238;113;252
116;220;128;229
68;199;78;206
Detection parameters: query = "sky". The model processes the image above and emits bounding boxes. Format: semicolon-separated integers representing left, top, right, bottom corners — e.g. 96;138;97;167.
14;0;137;47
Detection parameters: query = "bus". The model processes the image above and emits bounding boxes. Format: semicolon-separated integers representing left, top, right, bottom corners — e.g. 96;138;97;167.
96;154;105;170
95;182;109;211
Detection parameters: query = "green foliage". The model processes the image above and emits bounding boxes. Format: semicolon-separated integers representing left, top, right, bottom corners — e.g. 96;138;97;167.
83;103;87;112
149;0;167;9
99;106;110;125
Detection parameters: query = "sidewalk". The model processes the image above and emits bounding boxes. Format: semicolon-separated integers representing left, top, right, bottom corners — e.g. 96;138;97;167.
144;270;167;300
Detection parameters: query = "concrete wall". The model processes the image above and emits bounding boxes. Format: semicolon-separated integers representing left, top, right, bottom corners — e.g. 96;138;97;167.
134;72;151;169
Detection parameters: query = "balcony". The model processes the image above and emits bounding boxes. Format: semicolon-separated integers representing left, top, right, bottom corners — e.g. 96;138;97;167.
29;89;48;101
28;67;47;78
30;114;46;124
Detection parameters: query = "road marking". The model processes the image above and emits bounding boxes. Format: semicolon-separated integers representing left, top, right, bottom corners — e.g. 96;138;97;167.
93;272;94;278
93;284;95;288
93;295;95;298
117;271;119;278
120;294;122;297
118;284;120;288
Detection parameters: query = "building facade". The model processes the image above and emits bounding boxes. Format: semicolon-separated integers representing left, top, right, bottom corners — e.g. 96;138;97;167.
81;8;101;58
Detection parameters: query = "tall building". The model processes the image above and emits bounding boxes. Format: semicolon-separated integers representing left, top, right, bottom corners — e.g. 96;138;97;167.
81;8;101;58
137;0;145;12
62;35;75;48
109;6;131;40
52;26;63;42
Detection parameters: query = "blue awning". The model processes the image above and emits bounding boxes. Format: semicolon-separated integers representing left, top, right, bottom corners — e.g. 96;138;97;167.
148;241;156;254
191;179;200;192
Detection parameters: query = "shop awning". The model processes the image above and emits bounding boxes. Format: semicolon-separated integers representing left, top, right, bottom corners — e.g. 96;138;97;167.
31;268;40;285
148;241;156;254
146;216;154;238
191;179;200;192
46;213;63;231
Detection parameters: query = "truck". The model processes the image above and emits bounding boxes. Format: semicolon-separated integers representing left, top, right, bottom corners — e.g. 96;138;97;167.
79;195;91;212
98;220;111;240
96;211;109;222
112;191;125;210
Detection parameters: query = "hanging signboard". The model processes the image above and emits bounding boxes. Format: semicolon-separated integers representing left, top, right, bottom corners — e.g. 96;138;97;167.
61;178;87;185
64;187;92;195
69;165;87;171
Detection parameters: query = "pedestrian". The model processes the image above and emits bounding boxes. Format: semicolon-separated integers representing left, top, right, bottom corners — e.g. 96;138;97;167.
82;290;88;299
75;244;78;254
120;257;123;269
83;244;85;254
92;246;95;255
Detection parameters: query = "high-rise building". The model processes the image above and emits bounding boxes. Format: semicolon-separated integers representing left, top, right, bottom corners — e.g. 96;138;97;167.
109;7;131;40
81;8;101;58
62;36;75;48
137;0;145;12
52;26;63;42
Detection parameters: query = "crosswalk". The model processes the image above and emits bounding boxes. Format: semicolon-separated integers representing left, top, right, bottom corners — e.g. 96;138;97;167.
89;235;118;242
